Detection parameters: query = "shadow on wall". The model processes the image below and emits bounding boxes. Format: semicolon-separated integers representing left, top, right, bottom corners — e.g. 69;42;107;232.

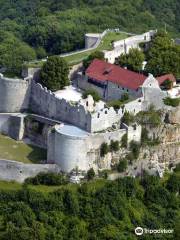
27;144;47;163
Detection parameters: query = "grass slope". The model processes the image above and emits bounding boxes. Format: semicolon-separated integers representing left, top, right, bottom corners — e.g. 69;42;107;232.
27;32;128;67
0;134;47;164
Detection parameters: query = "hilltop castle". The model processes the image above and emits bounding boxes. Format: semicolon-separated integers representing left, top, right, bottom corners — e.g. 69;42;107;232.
0;29;179;174
0;60;178;173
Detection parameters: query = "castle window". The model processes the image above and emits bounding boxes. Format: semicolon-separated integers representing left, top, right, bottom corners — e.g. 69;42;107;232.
105;111;107;114
97;113;100;118
86;101;88;107
127;89;129;92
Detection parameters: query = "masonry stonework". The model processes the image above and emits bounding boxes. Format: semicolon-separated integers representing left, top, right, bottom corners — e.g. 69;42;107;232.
0;74;31;112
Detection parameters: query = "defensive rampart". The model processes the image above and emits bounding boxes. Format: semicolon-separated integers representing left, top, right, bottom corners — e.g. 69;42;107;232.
30;81;121;132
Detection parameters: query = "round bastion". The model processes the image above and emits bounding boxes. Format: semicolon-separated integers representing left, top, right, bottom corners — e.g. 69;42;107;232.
85;33;101;49
0;74;30;112
54;124;89;172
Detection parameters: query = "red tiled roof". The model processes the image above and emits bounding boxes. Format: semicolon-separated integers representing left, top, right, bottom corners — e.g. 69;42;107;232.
156;74;176;85
86;59;147;90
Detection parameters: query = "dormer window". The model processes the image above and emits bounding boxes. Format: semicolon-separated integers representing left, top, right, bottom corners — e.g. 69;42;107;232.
103;68;112;75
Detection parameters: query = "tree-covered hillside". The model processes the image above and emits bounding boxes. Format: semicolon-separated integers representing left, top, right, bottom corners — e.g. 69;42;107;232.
0;0;179;58
0;171;179;239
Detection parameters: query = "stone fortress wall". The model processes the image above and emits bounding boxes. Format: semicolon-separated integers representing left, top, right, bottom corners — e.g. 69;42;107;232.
0;74;31;113
30;80;123;133
104;30;157;64
47;123;142;172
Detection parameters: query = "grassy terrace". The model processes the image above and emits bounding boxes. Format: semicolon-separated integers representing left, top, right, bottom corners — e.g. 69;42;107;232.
0;179;108;193
0;134;46;164
27;32;128;67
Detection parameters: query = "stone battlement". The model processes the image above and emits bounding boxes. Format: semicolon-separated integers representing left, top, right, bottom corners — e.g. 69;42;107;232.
30;81;121;132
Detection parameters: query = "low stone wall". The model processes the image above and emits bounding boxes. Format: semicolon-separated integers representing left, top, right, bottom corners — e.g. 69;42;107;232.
0;113;26;140
0;159;61;183
0;114;11;135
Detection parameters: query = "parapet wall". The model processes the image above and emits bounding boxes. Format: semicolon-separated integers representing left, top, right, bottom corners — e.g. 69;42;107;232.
0;74;31;113
30;81;121;132
30;81;92;131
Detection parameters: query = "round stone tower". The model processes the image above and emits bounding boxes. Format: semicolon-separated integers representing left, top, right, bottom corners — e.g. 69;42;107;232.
0;74;31;112
85;33;101;49
53;124;89;172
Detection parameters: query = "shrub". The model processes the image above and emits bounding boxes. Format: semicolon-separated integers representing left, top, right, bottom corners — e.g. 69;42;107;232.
141;128;160;146
163;97;180;107
136;108;162;126
98;170;109;179
121;111;135;125
110;140;119;152
121;133;127;148
129;141;140;159
117;159;128;172
161;79;173;90
107;94;129;110
121;93;129;101
82;89;100;102
83;51;104;69
141;127;149;144
166;174;180;193
25;172;68;186
107;100;123;110
174;163;180;173
87;168;95;180
100;143;109;157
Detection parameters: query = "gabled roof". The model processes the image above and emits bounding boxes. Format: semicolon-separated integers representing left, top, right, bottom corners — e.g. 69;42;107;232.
86;59;147;90
86;59;176;90
156;74;176;85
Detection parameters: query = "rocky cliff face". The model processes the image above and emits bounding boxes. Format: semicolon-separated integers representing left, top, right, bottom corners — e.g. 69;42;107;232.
165;105;180;124
97;106;180;175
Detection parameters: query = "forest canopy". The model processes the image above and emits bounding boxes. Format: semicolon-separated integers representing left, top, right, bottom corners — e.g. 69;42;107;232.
0;0;179;58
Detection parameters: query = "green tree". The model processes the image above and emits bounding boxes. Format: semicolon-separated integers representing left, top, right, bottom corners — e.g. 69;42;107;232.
117;159;128;173
110;140;120;152
121;111;135;125
129;141;140;159
163;97;180;107
83;51;104;69
0;31;36;75
118;48;145;72
82;89;100;101
166;174;180;194
100;143;109;157
40;56;69;91
87;168;95;180
161;79;173;90
35;47;47;59
145;31;180;78
121;133;127;148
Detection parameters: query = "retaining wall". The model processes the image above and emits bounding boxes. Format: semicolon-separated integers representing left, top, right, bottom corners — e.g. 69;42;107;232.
0;159;61;183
